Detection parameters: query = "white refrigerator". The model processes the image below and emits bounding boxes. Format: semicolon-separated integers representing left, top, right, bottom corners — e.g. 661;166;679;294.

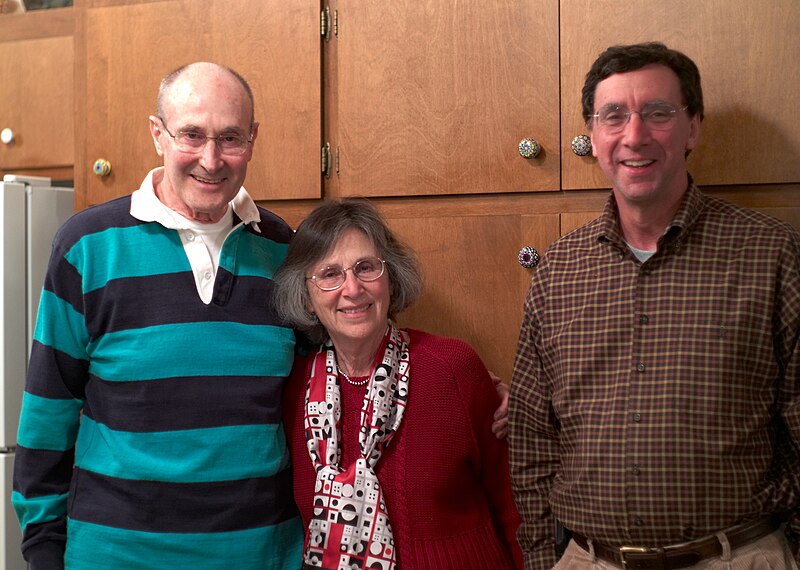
0;174;73;570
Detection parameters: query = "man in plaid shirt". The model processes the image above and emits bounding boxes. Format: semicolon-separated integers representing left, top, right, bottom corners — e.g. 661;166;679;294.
509;42;799;570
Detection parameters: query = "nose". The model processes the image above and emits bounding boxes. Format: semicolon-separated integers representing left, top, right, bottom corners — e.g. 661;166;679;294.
339;269;365;296
198;138;224;170
621;112;651;146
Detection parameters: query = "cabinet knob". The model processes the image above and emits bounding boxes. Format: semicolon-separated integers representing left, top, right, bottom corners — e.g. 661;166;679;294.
93;158;112;177
518;246;540;268
518;137;541;159
1;128;14;145
571;134;592;156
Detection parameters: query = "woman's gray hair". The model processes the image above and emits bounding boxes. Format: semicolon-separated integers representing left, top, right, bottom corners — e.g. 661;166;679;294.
273;198;422;345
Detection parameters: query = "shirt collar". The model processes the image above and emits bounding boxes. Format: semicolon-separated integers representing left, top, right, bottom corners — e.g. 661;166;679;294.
130;167;261;232
596;175;705;249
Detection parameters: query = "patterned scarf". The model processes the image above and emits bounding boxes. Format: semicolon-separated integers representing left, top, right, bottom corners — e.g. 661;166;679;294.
303;322;411;570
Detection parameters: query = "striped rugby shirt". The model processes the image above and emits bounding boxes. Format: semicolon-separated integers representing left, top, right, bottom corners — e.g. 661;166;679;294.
509;181;800;569
12;170;303;569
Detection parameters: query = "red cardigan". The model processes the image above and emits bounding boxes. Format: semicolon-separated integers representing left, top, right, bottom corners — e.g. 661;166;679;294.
283;329;523;569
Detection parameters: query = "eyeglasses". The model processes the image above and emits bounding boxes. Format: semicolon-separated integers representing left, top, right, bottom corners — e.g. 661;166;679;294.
591;103;688;133
158;117;253;156
306;257;386;291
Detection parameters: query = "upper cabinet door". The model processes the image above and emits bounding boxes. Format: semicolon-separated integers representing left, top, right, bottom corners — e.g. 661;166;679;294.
336;0;560;197
561;0;800;190
77;0;321;209
0;33;73;172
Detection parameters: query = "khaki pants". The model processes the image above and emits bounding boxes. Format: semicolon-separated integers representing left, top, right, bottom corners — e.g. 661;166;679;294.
552;530;798;570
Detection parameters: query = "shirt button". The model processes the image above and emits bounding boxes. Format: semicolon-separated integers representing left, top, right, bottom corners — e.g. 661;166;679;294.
186;232;195;241
636;362;646;373
641;267;652;276
204;271;212;280
639;314;649;325
634;517;645;527
631;464;641;475
632;413;642;422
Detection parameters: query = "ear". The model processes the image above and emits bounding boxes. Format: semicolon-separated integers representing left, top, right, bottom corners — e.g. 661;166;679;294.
244;122;259;160
685;114;702;152
149;115;165;157
590;132;598;158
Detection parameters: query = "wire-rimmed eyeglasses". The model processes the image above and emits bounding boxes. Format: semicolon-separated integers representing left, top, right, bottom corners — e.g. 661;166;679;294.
591;103;688;133
306;257;386;291
158;117;253;156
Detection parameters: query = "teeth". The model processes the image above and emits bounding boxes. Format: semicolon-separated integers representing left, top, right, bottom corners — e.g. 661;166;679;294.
193;175;222;184
341;306;368;314
623;160;653;167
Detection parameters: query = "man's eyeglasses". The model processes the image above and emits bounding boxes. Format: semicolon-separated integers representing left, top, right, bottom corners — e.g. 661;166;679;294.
591;103;688;133
306;257;386;291
158;117;253;156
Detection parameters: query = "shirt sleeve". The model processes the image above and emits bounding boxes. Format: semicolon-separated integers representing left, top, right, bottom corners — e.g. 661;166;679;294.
12;236;89;569
776;231;800;563
508;265;560;570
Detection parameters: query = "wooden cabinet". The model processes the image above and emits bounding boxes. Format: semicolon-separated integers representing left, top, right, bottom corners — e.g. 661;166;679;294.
0;9;73;179
334;0;560;197
331;0;800;197
74;0;322;209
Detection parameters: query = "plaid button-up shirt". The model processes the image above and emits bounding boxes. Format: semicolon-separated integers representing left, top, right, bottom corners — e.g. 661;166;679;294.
509;181;800;569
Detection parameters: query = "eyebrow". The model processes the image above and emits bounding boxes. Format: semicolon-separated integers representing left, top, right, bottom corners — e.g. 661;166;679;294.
598;99;674;110
174;123;248;135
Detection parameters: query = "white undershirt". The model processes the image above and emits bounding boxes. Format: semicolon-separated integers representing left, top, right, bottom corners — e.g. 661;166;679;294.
168;207;234;304
627;242;656;263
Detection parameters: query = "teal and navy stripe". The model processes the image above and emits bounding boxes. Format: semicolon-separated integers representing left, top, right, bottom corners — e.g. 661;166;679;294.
67;468;297;532
13;195;303;568
82;375;286;430
64;517;303;570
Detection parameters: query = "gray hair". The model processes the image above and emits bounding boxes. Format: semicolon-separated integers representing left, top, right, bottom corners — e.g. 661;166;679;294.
156;62;256;128
273;198;422;345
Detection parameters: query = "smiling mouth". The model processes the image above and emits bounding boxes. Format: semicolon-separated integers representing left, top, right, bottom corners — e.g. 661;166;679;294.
622;159;655;167
340;304;371;314
192;174;225;184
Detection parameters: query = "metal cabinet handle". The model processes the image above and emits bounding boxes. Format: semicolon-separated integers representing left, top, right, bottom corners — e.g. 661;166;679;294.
1;128;14;145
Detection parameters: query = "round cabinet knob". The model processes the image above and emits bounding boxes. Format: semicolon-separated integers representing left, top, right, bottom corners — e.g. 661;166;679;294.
571;134;592;156
518;246;540;269
518;137;541;159
1;128;14;145
93;158;112;177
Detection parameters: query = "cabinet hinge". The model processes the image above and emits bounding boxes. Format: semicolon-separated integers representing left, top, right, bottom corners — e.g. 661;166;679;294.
322;142;332;177
335;145;340;175
321;7;331;41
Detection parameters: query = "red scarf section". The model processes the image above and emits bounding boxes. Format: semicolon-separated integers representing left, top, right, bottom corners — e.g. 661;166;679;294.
303;323;411;570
